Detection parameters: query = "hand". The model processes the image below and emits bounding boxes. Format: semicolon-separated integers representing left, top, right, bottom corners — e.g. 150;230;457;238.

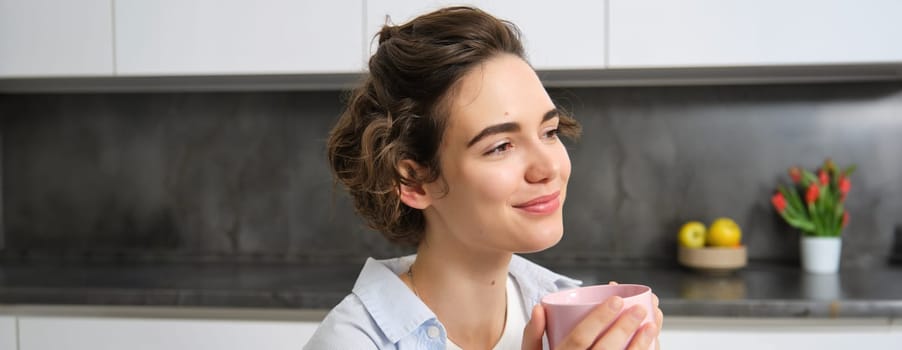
609;281;664;350
522;283;663;350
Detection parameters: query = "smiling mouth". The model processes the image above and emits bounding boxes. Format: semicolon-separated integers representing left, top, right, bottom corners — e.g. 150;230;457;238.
513;191;561;215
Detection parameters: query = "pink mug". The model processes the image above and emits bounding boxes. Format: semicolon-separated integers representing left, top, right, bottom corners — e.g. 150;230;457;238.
540;284;656;350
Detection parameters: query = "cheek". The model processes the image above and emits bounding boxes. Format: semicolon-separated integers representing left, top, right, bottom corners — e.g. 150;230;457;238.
437;158;519;210
468;165;521;204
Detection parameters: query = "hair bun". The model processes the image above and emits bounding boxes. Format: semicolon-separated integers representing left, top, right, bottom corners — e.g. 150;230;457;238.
377;22;399;45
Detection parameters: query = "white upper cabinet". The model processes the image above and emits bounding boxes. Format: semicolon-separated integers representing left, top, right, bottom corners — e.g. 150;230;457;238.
114;0;365;76
0;0;114;78
609;0;902;68
365;1;606;70
4;0;902;88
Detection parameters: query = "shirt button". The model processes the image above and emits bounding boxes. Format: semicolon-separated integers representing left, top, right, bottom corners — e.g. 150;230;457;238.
426;326;440;339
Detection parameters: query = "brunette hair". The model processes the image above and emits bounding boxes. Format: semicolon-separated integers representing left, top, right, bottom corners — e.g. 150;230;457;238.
327;6;581;246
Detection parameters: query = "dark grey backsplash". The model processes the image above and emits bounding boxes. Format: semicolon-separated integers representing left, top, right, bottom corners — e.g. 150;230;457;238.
1;82;901;267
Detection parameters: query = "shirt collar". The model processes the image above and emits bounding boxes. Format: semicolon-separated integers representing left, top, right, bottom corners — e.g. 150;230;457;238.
352;255;434;344
351;254;581;344
508;254;582;308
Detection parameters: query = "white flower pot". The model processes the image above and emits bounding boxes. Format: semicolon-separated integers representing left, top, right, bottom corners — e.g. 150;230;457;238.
800;236;842;274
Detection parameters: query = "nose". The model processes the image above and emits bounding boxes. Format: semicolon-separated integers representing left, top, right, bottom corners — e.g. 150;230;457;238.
524;142;560;184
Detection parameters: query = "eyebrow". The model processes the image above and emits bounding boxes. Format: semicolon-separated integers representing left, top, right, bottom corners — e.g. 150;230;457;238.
466;108;561;148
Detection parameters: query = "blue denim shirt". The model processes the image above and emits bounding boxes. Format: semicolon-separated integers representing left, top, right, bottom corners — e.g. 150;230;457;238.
304;255;581;350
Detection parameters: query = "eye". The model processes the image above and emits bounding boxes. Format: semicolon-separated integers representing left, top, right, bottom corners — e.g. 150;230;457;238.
543;127;561;140
484;141;513;156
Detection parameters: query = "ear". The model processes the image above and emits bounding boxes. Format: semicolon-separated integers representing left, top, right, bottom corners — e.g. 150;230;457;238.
397;159;432;210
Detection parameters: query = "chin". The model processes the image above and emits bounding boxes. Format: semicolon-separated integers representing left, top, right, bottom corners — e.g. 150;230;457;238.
517;226;564;254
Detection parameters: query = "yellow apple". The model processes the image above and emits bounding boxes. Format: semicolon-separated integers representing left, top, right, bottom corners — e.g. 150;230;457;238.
707;217;742;247
678;221;707;248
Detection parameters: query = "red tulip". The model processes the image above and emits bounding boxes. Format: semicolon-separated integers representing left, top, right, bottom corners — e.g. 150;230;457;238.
839;176;851;194
842;211;849;227
805;184;820;205
771;192;787;213
818;170;829;186
789;167;802;184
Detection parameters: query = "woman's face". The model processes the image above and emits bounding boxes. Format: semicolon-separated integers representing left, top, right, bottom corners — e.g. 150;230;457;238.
421;54;572;254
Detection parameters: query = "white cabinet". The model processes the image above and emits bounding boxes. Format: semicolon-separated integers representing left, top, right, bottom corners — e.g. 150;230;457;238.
17;316;320;350
0;0;114;78
4;0;902;88
609;0;902;68
4;311;902;350
662;329;902;350
660;317;902;350
365;1;606;70
0;316;15;350
114;0;365;76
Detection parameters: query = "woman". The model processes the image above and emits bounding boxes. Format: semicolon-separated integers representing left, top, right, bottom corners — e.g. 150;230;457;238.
306;6;662;350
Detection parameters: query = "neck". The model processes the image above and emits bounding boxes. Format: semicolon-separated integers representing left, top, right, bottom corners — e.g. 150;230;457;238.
407;237;512;349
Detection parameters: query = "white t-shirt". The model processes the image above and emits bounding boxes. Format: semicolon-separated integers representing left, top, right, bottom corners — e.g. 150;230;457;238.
446;276;527;350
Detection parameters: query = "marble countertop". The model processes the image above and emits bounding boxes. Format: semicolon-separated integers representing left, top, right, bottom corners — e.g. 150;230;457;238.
1;260;900;318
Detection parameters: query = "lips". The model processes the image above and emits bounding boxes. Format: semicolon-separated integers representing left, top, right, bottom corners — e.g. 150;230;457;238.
513;191;561;215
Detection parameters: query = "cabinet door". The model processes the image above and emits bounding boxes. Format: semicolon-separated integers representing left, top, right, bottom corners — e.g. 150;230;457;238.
0;0;114;78
18;316;319;350
660;317;902;350
366;1;605;70
609;0;902;68
115;0;364;76
0;316;15;350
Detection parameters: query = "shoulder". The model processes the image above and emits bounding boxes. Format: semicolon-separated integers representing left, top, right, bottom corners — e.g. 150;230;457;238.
304;294;386;349
306;255;431;349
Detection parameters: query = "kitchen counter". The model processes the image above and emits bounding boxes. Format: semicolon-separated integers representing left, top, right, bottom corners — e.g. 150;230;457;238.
1;260;900;318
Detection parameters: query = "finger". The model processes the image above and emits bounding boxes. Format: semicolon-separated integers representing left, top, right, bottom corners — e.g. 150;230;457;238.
626;323;659;350
655;308;663;330
522;305;546;350
651;293;663;330
590;305;647;350
556;296;623;349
